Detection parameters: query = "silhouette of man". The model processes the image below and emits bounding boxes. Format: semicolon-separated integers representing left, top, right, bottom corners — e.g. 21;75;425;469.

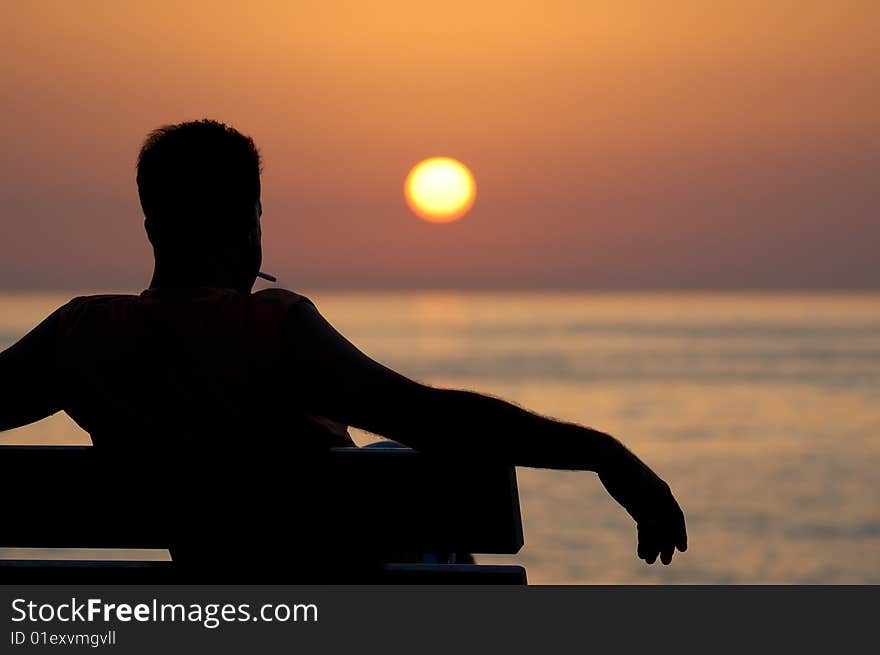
0;119;686;565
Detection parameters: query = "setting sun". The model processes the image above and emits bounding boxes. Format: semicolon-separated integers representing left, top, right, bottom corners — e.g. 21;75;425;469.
404;157;476;223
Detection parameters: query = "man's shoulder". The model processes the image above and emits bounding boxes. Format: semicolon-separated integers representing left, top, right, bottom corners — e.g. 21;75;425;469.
66;293;139;305
251;288;314;309
36;294;141;342
58;293;139;315
249;289;321;328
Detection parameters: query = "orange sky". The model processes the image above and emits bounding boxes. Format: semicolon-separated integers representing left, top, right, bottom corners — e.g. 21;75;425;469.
1;1;878;289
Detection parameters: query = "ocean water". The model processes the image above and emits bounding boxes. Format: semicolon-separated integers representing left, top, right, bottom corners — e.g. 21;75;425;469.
1;291;878;583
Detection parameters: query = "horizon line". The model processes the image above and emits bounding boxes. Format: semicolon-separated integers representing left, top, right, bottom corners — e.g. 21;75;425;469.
1;286;879;296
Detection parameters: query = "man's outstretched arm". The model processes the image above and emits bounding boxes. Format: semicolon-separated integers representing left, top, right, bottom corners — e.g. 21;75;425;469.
284;299;687;565
0;305;65;432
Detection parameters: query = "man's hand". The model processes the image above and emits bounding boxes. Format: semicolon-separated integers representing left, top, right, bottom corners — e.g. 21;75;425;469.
598;445;688;565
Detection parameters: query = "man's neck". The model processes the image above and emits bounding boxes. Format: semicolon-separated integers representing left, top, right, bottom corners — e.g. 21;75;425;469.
149;265;252;294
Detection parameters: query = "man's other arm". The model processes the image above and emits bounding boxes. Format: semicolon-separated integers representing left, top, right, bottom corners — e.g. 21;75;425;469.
0;306;65;431
283;300;687;564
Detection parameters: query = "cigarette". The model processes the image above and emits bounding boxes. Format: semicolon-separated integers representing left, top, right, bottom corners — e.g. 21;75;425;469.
257;271;277;283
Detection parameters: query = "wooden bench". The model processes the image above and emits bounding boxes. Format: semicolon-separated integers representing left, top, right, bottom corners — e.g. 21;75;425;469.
0;445;526;584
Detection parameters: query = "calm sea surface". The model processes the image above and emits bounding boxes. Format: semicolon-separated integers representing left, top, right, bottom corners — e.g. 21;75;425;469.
2;291;879;583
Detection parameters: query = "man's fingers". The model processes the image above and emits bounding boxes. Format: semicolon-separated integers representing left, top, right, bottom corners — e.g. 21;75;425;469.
638;538;657;563
638;524;661;564
639;514;687;565
677;529;688;553
638;493;689;565
674;507;688;552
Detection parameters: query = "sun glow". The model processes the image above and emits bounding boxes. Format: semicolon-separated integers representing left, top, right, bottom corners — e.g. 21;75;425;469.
404;157;476;223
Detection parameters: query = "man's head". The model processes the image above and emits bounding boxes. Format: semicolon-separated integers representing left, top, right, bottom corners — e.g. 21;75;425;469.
136;119;263;291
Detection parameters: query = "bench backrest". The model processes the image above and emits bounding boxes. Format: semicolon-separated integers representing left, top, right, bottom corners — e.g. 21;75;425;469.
0;446;524;564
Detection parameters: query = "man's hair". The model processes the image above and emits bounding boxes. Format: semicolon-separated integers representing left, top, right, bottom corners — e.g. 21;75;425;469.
136;119;261;251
